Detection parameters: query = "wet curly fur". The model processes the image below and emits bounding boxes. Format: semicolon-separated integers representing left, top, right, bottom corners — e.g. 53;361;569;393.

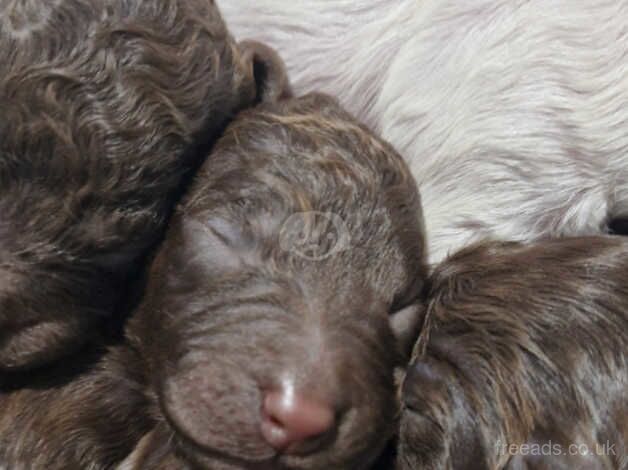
399;237;628;470
0;94;426;470
0;0;284;370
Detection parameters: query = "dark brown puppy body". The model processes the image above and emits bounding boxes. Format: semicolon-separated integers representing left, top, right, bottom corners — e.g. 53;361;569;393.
399;237;628;470
0;345;152;469
0;0;282;370
0;94;426;469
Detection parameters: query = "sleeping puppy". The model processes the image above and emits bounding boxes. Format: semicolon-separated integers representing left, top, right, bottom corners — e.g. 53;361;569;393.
0;0;289;371
219;0;628;265
0;93;426;470
398;236;628;470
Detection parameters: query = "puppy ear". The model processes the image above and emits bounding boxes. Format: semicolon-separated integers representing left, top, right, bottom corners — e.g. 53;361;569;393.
389;303;424;359
239;40;292;103
0;314;92;371
0;270;98;371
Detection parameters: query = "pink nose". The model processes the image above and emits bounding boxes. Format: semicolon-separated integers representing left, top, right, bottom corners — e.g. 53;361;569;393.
260;388;335;452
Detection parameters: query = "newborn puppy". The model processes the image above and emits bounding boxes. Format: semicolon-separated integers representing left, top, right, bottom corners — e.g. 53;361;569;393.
399;237;628;470
0;93;426;470
0;0;287;370
219;0;628;265
127;92;426;470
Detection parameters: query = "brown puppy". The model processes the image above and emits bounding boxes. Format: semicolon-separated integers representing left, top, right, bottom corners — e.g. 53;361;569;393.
0;0;287;370
0;93;426;469
399;237;628;470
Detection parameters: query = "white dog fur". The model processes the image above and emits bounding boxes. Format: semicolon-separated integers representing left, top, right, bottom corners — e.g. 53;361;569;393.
219;0;628;264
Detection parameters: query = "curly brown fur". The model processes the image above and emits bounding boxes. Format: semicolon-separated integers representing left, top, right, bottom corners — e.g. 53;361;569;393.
0;93;426;469
0;344;153;469
398;237;628;470
127;92;426;470
0;0;289;370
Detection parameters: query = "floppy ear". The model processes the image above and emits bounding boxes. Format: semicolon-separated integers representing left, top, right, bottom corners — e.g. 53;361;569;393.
389;303;424;359
239;40;293;104
389;276;427;359
0;267;104;371
0;311;93;371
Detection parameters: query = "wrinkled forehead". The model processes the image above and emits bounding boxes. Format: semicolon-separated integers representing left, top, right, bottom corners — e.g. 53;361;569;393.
157;207;414;317
158;94;426;307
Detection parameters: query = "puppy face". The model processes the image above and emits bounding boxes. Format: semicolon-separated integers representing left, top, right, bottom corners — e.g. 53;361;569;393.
0;0;287;370
129;93;427;469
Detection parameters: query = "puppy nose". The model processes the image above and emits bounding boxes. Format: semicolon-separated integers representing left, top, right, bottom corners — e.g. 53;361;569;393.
261;388;335;452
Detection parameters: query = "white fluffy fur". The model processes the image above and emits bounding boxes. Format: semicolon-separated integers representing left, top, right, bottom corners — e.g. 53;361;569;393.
219;0;628;264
